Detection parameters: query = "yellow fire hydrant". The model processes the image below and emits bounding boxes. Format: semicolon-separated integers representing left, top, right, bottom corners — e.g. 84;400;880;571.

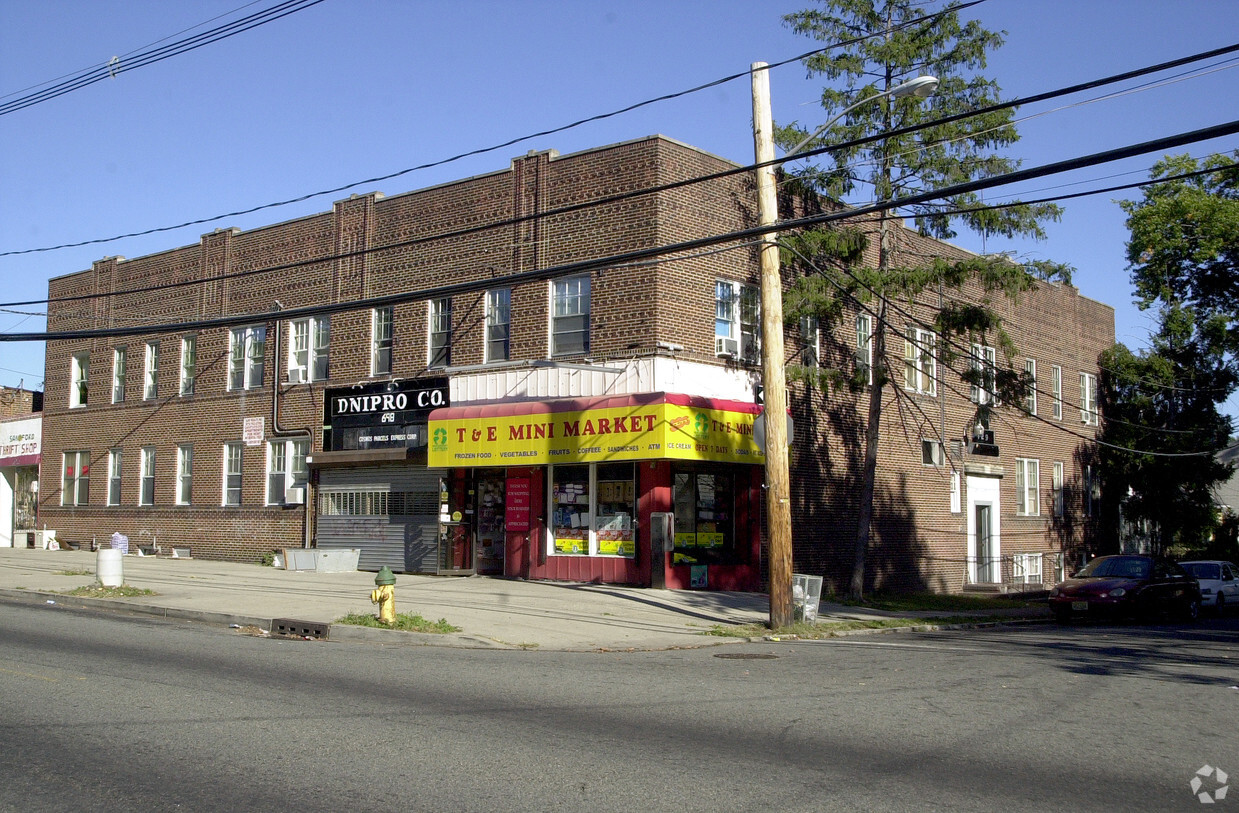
371;566;396;624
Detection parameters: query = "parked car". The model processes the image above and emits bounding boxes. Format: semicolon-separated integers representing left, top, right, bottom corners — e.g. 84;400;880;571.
1178;560;1239;612
1048;554;1201;623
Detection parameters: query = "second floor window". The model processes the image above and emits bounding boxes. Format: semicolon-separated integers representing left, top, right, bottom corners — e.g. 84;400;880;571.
179;335;196;396
800;316;819;368
70;352;89;408
552;276;590;356
1024;358;1037;415
1080;372;1099;425
428;299;452;368
371;307;393;376
229;326;266;390
714;280;759;362
903;327;937;395
112;347;126;403
970;344;997;405
856;313;873;384
1052;365;1063;420
486;289;511;362
289;316;330;383
144;341;159;400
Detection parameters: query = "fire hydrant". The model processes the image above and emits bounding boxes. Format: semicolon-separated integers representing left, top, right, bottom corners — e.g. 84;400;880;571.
371;566;396;624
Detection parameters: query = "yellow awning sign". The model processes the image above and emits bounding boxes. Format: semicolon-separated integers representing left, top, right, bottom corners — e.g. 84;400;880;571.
428;393;764;467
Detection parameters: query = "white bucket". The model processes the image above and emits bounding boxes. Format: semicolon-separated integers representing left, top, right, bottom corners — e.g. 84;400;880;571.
96;548;124;587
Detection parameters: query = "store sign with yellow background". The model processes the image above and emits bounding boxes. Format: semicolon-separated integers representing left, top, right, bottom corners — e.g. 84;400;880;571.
428;397;763;467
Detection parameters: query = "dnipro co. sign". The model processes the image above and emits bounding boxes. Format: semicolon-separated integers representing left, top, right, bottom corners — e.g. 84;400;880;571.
427;393;764;467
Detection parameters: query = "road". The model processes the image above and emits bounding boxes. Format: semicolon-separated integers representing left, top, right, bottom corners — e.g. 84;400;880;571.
1;602;1236;812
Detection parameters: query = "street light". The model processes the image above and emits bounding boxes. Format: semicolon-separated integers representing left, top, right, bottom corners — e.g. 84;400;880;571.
750;66;937;628
786;75;939;158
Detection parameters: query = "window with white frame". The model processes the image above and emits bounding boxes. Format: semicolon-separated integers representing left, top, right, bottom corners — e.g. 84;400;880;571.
143;341;159;400
856;313;873;384
107;449;122;506
428;298;452;367
1080;372;1099;425
139;446;155;506
1024;358;1037;415
179;335;196;396
800;315;819;368
62;451;90;506
1085;464;1100;517
288;316;330;383
176;445;193;505
548;462;637;557
1051;364;1063;420
1052;461;1064;517
228;326;266;390
970;343;997;404
486;288;511;363
950;471;961;513
903;327;936;395
1015;457;1040;516
70;352;89;408
714;280;759;362
223;443;243;506
922;439;945;466
371;307;393;376
551;276;590;356
1012;553;1043;584
266;438;308;505
112;347;126;403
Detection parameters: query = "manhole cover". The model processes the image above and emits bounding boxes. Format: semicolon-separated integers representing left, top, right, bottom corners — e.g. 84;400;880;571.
714;653;779;660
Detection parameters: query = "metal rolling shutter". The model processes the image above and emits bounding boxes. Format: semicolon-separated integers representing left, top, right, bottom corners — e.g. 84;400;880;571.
316;466;445;573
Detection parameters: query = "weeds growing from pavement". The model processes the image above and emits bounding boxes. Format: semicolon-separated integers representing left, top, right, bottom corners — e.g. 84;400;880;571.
336;611;460;634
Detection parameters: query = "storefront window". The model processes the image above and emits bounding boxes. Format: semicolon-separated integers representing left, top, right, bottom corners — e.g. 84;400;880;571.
549;462;635;557
672;468;737;565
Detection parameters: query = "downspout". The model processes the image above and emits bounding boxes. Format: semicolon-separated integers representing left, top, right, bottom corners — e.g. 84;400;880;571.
272;302;315;550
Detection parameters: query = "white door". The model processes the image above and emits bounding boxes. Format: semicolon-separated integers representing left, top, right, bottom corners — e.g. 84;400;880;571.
966;475;1001;583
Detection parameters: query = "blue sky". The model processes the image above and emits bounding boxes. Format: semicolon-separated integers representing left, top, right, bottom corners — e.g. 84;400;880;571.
1;0;1236;415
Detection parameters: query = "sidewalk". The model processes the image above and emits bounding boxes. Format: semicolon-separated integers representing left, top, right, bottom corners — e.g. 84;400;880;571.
0;548;1044;651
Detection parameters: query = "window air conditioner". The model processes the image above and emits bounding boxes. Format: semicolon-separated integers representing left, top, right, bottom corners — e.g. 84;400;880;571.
715;336;739;357
288;368;305;384
284;486;306;505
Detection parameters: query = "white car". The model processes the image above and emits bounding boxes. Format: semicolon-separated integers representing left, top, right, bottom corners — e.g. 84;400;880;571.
1179;560;1239;611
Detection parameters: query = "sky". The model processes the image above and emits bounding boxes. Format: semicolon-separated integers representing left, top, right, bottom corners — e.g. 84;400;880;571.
1;0;1237;414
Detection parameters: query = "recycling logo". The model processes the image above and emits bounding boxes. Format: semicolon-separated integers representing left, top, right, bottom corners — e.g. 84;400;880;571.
693;412;710;439
1191;765;1229;804
432;427;448;450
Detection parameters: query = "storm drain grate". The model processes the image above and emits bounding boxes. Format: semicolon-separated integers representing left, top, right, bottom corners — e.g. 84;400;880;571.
272;619;330;640
714;653;779;660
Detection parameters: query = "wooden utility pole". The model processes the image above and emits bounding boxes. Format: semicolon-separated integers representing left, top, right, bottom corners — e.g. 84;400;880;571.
751;62;793;629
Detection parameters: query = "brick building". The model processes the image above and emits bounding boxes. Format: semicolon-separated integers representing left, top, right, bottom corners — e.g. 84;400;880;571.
39;135;1113;593
1;386;42;548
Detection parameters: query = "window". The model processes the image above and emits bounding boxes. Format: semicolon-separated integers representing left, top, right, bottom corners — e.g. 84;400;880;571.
371;307;393;376
107;449;122;506
428;299;452;368
176;445;193;505
1080;372;1098;425
970;344;997;404
223;443;243;506
266;438;308;505
903;327;936;395
61;451;90;506
950;471;961;513
179;335;196;396
551;276;590;356
1012;553;1043;584
1052;461;1064;517
800;316;819;367
1024;358;1037;415
289;316;330;383
1015;458;1040;516
671;468;743;565
1051;365;1063;420
143;341;159;400
139;446;155;505
229;326;266;390
112;347;127;403
547;462;636;558
856;313;873;384
1085;464;1101;517
922;439;945;467
486;289;511;363
714;280;759;362
70;352;89;408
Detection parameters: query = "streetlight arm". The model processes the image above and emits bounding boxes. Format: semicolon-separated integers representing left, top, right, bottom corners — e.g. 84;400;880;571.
785;75;938;158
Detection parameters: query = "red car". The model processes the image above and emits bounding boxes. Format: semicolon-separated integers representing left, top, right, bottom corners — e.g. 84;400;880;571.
1048;554;1201;623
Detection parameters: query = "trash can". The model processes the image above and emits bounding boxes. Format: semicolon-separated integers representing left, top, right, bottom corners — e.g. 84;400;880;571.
792;573;823;623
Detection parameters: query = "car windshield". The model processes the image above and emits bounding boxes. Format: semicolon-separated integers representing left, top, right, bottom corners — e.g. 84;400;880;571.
1076;557;1150;579
1181;562;1221;580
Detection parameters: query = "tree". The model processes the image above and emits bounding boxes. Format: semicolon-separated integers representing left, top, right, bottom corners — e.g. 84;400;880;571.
775;0;1063;597
1101;153;1239;553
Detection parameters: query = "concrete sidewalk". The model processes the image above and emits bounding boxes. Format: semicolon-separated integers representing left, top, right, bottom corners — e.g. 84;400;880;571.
0;548;1044;650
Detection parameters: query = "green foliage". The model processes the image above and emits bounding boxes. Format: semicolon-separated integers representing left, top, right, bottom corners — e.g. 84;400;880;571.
258;551;276;567
335;611;461;634
63;584;157;598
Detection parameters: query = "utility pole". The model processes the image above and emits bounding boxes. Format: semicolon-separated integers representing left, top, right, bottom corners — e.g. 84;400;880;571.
751;62;793;629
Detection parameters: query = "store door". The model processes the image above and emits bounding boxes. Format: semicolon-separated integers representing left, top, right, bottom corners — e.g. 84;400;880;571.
474;471;505;575
437;470;475;575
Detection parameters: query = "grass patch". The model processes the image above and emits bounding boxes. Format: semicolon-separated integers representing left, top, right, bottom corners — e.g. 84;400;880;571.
705;616;994;639
63;584;157;598
831;591;1038;613
55;569;94;577
335;611;460;634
